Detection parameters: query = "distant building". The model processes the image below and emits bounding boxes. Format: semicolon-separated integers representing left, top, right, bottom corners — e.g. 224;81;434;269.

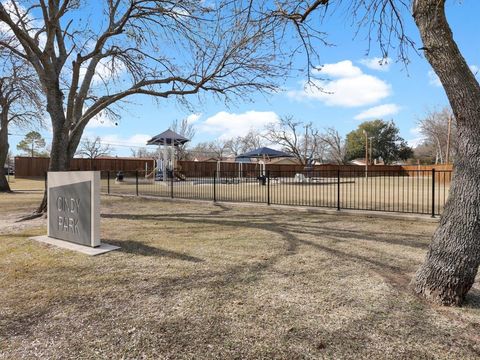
350;158;385;166
192;156;237;162
267;157;302;165
349;158;367;166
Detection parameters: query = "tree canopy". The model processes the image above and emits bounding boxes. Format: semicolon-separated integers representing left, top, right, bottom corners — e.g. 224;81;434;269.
76;137;112;159
16;131;47;157
345;120;413;164
416;107;456;164
0;57;43;191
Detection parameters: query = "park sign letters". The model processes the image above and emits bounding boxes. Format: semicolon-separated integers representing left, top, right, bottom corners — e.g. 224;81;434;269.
48;171;100;247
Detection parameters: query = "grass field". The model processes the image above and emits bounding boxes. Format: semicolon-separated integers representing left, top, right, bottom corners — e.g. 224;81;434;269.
5;177;45;191
1;188;479;359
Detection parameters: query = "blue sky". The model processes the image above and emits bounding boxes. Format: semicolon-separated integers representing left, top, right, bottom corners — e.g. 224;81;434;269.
8;1;480;157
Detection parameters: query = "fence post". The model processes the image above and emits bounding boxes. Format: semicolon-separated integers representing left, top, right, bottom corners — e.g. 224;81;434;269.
107;171;110;194
337;169;341;211
431;168;435;218
136;170;139;196
213;170;217;202
170;170;174;198
267;170;270;205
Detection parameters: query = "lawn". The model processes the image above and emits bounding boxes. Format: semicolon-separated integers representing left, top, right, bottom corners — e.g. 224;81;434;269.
5;177;45;192
0;189;479;359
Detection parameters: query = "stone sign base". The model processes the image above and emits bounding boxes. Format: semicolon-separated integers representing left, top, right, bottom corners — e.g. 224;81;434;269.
30;235;120;256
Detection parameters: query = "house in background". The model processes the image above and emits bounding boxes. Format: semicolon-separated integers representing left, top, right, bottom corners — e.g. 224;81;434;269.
350;158;385;166
267;157;302;165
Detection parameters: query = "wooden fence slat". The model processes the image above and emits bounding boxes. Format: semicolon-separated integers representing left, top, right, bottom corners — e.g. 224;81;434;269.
14;156;454;179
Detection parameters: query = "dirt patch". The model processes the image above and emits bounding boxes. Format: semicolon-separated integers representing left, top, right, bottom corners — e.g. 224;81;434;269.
0;191;45;234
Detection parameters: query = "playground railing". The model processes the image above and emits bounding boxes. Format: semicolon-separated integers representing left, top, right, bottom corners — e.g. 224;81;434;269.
100;168;452;217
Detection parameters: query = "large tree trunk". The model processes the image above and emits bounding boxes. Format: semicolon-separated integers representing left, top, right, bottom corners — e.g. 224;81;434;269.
35;87;71;214
412;0;480;305
0;116;11;193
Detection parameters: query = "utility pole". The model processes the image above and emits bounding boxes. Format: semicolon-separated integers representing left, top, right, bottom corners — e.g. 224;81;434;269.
369;136;374;165
363;130;368;178
304;123;309;166
445;114;453;164
31;141;34;158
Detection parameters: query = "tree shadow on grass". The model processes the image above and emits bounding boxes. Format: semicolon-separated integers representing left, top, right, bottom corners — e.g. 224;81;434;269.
103;210;480;310
106;239;203;263
102;212;430;251
103;212;411;284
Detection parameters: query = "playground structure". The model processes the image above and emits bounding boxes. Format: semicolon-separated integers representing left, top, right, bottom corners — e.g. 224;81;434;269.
96;142;453;217
101;167;452;216
235;146;294;179
111;145;345;187
146;129;189;182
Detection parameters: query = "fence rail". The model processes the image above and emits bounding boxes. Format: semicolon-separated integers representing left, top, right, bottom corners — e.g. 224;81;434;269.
100;169;452;216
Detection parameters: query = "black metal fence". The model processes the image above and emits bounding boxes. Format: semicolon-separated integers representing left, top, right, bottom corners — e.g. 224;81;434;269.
101;169;452;216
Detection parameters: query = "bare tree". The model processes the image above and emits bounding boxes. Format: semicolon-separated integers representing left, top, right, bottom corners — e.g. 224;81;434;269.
320;128;347;164
76;137;113;159
417;107;456;164
409;0;480;305
413;142;436;165
130;147;157;158
223;137;244;157
0;0;324;211
264;116;324;165
0;59;42;192
224;129;265;156
189;140;229;160
171;117;196;160
241;129;265;153
292;0;480;305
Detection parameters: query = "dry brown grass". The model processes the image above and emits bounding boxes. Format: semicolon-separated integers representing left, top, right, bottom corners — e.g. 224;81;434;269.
6;177;45;192
0;193;479;359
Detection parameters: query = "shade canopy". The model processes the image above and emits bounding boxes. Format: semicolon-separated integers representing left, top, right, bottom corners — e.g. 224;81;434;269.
236;147;294;160
146;129;190;146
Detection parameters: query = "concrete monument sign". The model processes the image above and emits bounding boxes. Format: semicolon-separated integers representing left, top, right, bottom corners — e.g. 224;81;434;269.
48;171;100;247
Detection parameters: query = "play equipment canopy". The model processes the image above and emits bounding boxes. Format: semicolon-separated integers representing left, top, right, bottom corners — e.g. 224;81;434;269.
146;129;190;181
146;129;190;146
235;147;293;160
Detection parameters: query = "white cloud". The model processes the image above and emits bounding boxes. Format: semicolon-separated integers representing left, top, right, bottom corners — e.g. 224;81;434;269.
186;113;201;123
354;103;400;120
314;60;363;77
86;110;118;128
470;64;479;75
407;127;424;148
288;60;391;107
0;1;47;49
359;57;391;71
198;110;279;139
79;58;126;85
100;134;152;148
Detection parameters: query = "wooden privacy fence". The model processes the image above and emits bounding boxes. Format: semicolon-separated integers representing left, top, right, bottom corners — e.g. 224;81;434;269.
176;161;453;182
175;161;408;177
14;156;453;182
14;156;155;177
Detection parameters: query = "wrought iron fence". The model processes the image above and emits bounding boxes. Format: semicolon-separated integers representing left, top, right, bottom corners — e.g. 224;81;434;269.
101;168;452;216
